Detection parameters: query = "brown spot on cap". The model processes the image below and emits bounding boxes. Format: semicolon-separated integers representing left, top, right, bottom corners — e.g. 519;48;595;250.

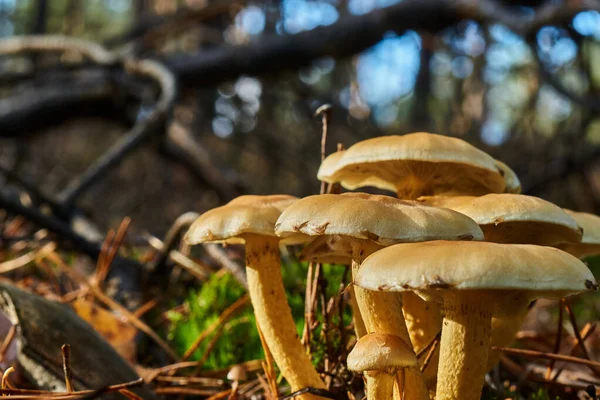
314;222;330;235
427;276;451;289
293;221;309;231
585;279;598;290
361;230;380;242
457;234;474;241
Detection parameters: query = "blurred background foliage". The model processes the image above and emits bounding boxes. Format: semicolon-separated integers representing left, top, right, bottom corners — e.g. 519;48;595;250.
3;0;600;235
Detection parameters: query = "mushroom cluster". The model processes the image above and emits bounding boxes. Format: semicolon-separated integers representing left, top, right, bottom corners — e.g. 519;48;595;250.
184;132;598;400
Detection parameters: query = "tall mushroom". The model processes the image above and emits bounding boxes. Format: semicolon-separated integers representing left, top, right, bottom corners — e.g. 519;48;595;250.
347;333;418;400
275;192;484;399
355;241;597;400
184;195;326;398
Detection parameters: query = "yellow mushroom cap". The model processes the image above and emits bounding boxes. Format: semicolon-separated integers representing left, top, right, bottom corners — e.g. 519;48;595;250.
347;333;417;372
419;194;582;246
558;210;600;258
184;195;303;245
320;132;505;198
355;241;597;297
275;193;484;246
494;160;521;194
317;150;396;192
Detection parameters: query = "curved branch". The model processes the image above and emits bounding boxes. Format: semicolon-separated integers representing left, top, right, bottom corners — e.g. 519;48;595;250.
0;35;116;64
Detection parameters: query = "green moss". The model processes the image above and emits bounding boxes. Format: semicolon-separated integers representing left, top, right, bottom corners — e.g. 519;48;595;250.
167;259;352;371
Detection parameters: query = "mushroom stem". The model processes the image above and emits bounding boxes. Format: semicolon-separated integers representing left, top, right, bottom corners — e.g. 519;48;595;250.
351;241;429;400
436;291;495;400
348;285;367;338
487;292;531;370
402;292;441;391
244;235;326;397
396;177;428;200
364;371;395;399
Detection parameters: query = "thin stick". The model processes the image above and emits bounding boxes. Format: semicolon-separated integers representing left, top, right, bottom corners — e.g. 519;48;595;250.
552;322;596;382
0;325;16;363
416;329;441;359
420;338;439;372
563;300;600;377
314;104;332;195
545;298;565;380
118;389;143;400
256;324;278;398
145;361;204;383
133;298;161;318
0;242;55;273
1;367;14;390
494;346;600;369
182;295;249;361
62;344;74;392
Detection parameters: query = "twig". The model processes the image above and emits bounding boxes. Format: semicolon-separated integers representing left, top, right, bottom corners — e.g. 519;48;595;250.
0;242;56;274
420;337;439;373
545;298;565;380
148;211;199;272
563;299;600;377
62;344;74;392
494;346;600;369
146;235;210;281
315;104;333;194
416;330;442;359
0;326;15;363
145;361;205;383
256;324;278;399
1;367;14;390
552;322;596;382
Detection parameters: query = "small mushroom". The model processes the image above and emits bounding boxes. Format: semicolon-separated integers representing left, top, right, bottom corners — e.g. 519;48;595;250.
558;209;600;258
276;192;484;399
355;241;597;400
347;333;417;400
227;364;247;399
184;195;325;397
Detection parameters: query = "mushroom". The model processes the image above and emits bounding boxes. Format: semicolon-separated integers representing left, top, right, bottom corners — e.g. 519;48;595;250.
419;193;584;370
355;241;597;400
275;192;484;399
227;364;247;399
316;132;505;363
347;333;418;400
184;195;325;397
494;159;521;194
317;132;505;199
558;209;600;258
419;193;582;245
